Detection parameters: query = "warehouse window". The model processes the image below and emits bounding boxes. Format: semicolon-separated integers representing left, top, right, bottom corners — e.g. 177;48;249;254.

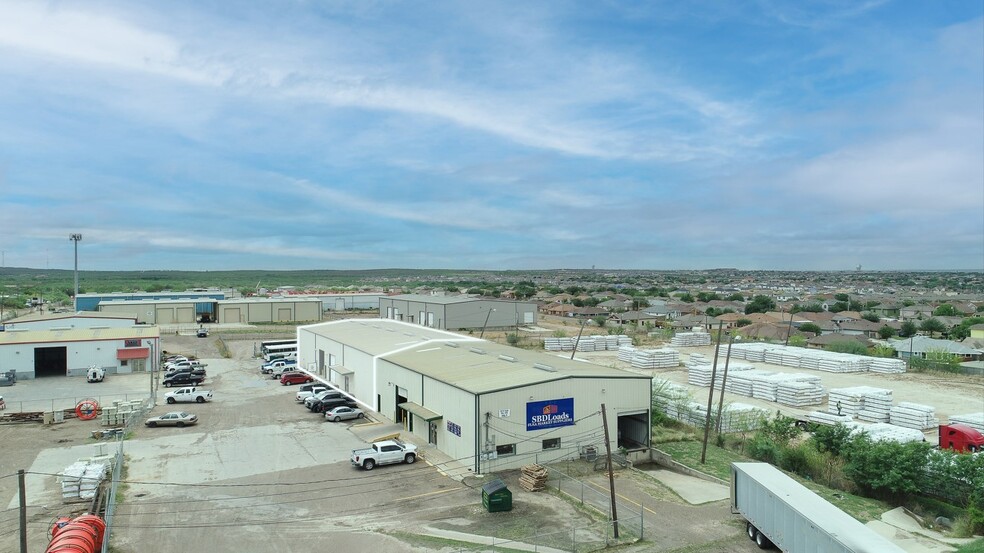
495;444;516;456
542;438;560;450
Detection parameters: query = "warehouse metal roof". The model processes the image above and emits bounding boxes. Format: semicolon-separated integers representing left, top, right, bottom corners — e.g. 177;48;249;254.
6;312;137;324
298;318;479;356
382;294;486;305
0;325;160;345
382;336;649;395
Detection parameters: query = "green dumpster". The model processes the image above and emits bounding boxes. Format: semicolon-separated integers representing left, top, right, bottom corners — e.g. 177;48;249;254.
481;479;512;512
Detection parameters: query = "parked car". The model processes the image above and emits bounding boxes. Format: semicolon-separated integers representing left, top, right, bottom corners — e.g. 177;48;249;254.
280;371;314;386
163;373;205;388
305;390;343;409
324;406;364;422
164;386;213;404
145;411;198;428
261;358;297;374
296;386;328;402
312;397;356;414
196;327;209;338
86;367;105;383
164;366;206;378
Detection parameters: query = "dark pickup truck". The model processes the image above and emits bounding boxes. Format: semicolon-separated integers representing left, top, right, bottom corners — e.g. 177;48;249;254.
163;372;206;388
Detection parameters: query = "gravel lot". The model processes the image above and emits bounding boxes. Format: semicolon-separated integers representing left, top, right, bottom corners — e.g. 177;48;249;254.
8;329;936;553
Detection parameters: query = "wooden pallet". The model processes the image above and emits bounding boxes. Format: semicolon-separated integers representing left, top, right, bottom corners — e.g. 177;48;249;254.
519;464;548;492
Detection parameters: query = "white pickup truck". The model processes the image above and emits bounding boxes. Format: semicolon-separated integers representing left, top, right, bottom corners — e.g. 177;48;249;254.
350;439;417;470
164;386;213;404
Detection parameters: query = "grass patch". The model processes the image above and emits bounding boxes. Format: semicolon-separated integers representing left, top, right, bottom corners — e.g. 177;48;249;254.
955;539;984;553
655;440;747;482
655;440;893;523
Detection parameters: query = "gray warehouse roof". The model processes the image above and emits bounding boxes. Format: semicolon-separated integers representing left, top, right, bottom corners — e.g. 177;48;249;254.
383;337;649;394
383;294;486;305
298;318;480;356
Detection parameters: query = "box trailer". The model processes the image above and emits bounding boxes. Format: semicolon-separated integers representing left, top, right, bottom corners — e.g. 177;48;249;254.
731;462;906;552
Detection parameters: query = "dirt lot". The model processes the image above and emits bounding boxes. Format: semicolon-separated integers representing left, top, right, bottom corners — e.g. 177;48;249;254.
0;330;772;553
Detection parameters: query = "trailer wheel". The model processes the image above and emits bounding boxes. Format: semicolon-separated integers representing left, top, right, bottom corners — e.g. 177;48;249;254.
746;522;756;540
754;530;771;549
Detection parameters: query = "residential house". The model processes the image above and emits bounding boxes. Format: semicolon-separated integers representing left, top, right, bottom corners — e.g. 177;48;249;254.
608;310;663;328
888;336;982;362
970;324;984;340
836;319;883;339
542;303;576;317
870;302;902;318
900;304;935;320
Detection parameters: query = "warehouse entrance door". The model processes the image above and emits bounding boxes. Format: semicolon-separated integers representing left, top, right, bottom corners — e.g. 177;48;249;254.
616;411;650;450
34;346;67;377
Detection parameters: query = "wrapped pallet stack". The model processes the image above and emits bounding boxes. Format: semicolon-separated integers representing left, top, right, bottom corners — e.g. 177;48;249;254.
827;386;893;421
889;402;939;430
670;331;712;347
949;413;984;434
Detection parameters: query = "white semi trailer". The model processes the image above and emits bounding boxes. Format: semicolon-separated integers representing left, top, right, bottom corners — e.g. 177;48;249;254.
731;462;907;552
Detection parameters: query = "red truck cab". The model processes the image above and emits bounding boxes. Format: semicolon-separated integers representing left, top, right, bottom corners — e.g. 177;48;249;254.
939;424;984;453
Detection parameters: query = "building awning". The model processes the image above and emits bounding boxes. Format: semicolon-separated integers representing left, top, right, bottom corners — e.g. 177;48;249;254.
398;402;443;422
329;364;354;376
117;347;149;360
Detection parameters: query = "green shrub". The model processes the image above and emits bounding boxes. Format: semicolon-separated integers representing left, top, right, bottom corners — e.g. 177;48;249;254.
748;435;780;464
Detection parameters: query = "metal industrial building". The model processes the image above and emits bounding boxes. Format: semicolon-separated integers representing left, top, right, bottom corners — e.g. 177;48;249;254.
297;318;651;473
75;291;225;312
97;297;322;325
0;324;160;379
2;312;138;331
378;294;537;331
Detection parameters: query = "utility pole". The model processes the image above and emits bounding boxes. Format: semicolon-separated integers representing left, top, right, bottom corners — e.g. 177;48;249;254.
600;403;619;539
700;321;724;464
70;234;82;311
715;333;737;434
18;469;27;553
479;308;496;339
571;317;587;360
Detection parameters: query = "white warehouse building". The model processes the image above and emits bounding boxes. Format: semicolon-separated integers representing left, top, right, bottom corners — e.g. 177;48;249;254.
0;324;161;379
297;319;651;474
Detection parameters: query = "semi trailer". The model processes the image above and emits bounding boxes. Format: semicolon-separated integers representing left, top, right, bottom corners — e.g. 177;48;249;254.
731;462;906;552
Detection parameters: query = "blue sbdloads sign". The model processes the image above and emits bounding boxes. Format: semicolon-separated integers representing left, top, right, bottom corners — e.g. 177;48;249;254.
526;398;574;431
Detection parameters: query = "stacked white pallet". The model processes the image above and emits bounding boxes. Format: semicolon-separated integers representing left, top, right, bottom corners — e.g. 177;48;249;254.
869;358;907;374
670;331;712;347
750;373;819;402
816;354;866;373
543;338;568;351
686;353;709;367
727;370;777;397
828;386;892;420
632;348;680;369
575;338;596;352
617;346;636;362
889;402;939;430
781;352;802;367
775;378;825;407
764;349;783;365
809;411;855;426
604;336;619;350
730;343;769;362
687;363;755;389
720;403;770;433
79;461;110;499
617;335;633;347
856;389;893;423
60;461;88;501
949;413;984;434
592;336;608;351
855;423;926;444
798;355;820;370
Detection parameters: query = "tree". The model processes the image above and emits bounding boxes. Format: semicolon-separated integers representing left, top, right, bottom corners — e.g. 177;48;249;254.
677;293;695;303
834;293;850;302
933;303;957;317
843;436;932;498
830;301;850;313
745;295;776;315
788;335;807;347
799;322;821;335
727;293;745;302
949;316;984;340
877;325;897;339
811;423;854;457
736;318;753;327
696;291;721;302
861;312;880;323
828;340;869;355
592;315;608;328
899;321;917;338
919;318;946;337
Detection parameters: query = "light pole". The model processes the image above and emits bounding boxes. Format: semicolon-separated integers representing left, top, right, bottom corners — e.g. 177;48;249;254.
479;308;496;338
715;334;740;434
69;234;82;311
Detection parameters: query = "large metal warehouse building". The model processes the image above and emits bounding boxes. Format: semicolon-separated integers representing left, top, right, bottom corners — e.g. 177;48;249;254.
378;294;537;331
2;312;138;331
297;318;651;473
0;324;160;379
97;297;322;324
75;291;225;312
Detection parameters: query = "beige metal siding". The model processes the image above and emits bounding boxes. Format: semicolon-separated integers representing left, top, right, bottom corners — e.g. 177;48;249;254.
295;301;321;322
176;307;195;323
222;307;241;323
156;307;175;324
277;308;292;322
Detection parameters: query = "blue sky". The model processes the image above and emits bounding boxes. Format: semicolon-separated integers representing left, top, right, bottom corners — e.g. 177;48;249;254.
0;1;981;271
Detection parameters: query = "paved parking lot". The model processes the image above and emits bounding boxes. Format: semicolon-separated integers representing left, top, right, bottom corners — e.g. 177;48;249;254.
2;334;772;553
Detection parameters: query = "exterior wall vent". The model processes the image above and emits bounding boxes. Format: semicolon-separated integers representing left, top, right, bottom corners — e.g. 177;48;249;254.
498;355;516;362
532;363;556;372
445;342;459;348
469;347;486;355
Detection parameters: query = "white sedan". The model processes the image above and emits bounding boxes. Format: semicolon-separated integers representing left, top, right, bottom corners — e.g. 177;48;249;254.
145;411;199;428
324;406;365;422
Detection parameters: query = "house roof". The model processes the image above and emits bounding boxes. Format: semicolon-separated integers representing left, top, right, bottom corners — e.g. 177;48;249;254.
888;336;980;355
807;333;872;347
